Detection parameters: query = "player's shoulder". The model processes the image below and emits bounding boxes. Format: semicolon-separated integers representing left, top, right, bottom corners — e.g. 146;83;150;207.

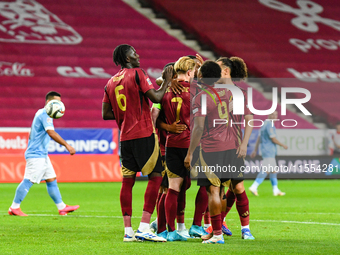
193;89;205;102
35;108;46;118
234;85;247;94
131;67;147;76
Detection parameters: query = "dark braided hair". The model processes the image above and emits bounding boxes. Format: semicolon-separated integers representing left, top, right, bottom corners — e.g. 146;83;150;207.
113;44;132;66
216;56;248;81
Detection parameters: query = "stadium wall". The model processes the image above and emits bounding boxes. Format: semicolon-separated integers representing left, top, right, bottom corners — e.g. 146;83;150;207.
1;128;339;182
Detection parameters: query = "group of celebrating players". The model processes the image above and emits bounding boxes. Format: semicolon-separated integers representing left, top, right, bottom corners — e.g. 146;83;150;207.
102;44;255;244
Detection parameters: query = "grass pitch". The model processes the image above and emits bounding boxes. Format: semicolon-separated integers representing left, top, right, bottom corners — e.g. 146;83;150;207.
1;180;339;254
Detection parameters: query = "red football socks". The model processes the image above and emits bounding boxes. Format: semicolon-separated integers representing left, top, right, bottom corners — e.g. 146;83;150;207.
236;191;250;226
157;193;167;233
193;186;208;226
143;176;162;214
120;177;135;227
165;188;179;232
176;185;186;224
225;189;236;215
210;214;222;235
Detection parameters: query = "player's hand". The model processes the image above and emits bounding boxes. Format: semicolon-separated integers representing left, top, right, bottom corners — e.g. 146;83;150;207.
250;151;257;158
195;54;204;67
156;77;163;86
236;143;247;158
162;65;173;82
184;153;192;170
283;144;288;150
170;80;185;95
66;145;76;155
168;120;187;134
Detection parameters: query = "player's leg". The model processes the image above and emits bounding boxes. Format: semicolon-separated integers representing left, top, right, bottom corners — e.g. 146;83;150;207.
176;175;190;238
164;147;189;241
120;173;136;241
165;176;186;241
203;207;211;230
189;186;209;237
249;168;267;196
139;171;163;232
119;139;139;242
202;185;224;244
220;183;232;236
231;180;255;240
9;158;44;216
8;179;33;216
151;186;163;233
156;187;168;238
268;158;285;196
199;150;225;244
132;134;165;242
43;157;79;215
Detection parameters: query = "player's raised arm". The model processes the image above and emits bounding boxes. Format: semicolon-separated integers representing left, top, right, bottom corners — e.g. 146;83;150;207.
145;65;173;103
46;129;75;155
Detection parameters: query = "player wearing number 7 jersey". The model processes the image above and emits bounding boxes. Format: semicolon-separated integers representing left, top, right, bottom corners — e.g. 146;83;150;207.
160;56;195;241
102;44;173;242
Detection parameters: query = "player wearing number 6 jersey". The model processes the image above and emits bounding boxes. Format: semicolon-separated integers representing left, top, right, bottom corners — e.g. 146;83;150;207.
102;44;173;242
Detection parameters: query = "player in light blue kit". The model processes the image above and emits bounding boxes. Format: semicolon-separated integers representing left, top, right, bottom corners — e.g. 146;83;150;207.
249;111;288;196
8;91;79;216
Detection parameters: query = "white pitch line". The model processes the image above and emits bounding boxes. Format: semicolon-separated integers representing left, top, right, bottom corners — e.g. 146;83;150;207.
1;213;340;226
251;219;340;226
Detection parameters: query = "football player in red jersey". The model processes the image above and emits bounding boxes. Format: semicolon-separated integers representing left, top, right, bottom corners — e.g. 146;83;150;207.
184;60;227;244
215;57;255;240
153;57;209;238
150;62;188;237
159;56;195;241
102;44;173;242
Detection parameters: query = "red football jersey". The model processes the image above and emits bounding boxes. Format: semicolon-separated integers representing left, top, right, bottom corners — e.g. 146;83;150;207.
161;81;191;148
103;68;155;141
193;87;232;152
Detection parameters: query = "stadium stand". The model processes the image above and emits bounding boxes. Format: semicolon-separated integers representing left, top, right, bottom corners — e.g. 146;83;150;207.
143;0;340;126
0;0;196;128
0;0;317;128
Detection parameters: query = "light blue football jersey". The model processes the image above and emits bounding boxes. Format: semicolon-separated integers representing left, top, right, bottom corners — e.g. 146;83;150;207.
25;108;54;159
259;120;277;158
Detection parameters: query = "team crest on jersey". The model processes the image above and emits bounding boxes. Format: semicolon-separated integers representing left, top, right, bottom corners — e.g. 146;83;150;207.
146;78;152;85
0;0;82;44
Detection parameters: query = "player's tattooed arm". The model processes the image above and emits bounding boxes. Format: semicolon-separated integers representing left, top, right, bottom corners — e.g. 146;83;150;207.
145;66;173;103
102;102;115;120
46;130;76;155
